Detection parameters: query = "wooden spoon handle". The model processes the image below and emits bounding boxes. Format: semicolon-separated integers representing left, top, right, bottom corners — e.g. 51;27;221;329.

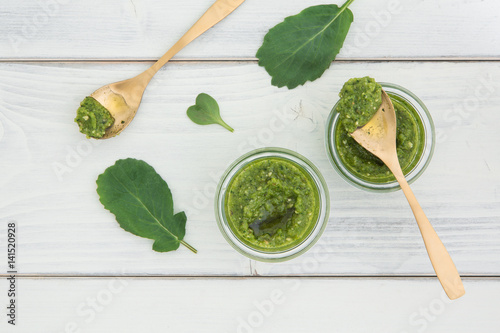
148;0;246;75
388;161;465;299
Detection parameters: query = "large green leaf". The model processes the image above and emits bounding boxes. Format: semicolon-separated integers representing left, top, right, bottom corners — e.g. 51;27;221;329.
96;158;196;253
256;1;354;89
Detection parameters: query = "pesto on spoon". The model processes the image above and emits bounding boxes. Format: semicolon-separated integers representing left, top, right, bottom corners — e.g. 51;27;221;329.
75;0;246;139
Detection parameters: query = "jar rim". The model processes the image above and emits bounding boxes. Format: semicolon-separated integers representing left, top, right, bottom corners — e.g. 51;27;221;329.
215;147;330;262
325;82;436;192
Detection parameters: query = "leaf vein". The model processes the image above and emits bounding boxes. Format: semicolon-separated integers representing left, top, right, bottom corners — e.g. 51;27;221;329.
268;6;349;72
109;171;178;242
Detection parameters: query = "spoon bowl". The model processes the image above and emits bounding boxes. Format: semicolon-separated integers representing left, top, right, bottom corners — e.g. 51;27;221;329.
90;72;150;139
88;0;246;139
350;90;398;166
351;89;465;300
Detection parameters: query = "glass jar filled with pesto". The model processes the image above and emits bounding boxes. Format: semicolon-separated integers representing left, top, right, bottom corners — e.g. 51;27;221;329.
215;148;329;262
326;81;435;192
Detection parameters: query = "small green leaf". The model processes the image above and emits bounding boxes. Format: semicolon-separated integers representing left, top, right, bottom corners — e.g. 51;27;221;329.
249;208;295;238
187;93;234;132
256;0;355;89
96;158;197;253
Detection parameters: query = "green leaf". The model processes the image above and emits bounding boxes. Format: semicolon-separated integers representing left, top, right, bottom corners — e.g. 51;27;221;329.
249;208;295;238
96;158;197;253
256;0;355;89
187;93;234;132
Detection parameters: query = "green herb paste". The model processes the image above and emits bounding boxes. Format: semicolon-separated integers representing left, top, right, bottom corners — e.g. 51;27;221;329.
75;97;114;139
338;77;382;133
335;77;425;182
225;158;319;251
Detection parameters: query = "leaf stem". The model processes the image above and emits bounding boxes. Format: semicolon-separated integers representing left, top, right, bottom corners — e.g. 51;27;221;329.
180;240;198;254
219;120;234;133
340;0;355;11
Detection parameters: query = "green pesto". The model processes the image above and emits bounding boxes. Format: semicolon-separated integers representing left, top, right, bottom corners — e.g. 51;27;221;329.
225;158;319;251
338;76;382;133
75;97;114;139
335;93;425;182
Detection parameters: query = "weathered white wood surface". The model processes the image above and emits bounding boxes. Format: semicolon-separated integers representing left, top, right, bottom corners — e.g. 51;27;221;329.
1;0;500;60
1;1;499;331
0;277;498;332
0;61;499;276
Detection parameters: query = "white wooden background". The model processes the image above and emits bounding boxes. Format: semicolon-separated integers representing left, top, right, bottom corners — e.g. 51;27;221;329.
1;0;499;332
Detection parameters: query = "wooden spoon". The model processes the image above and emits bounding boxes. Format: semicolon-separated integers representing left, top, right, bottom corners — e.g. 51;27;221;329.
351;90;465;300
90;0;246;139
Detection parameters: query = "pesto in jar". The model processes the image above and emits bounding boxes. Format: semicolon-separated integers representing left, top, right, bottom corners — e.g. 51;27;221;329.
75;97;114;139
225;157;319;251
335;77;425;183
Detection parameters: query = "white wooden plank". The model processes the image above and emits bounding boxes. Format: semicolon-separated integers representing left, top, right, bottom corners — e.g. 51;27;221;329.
0;61;499;276
1;0;500;60
0;277;498;332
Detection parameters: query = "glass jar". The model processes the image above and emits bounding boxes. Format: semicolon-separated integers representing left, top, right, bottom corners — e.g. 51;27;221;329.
325;82;435;192
215;147;330;262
